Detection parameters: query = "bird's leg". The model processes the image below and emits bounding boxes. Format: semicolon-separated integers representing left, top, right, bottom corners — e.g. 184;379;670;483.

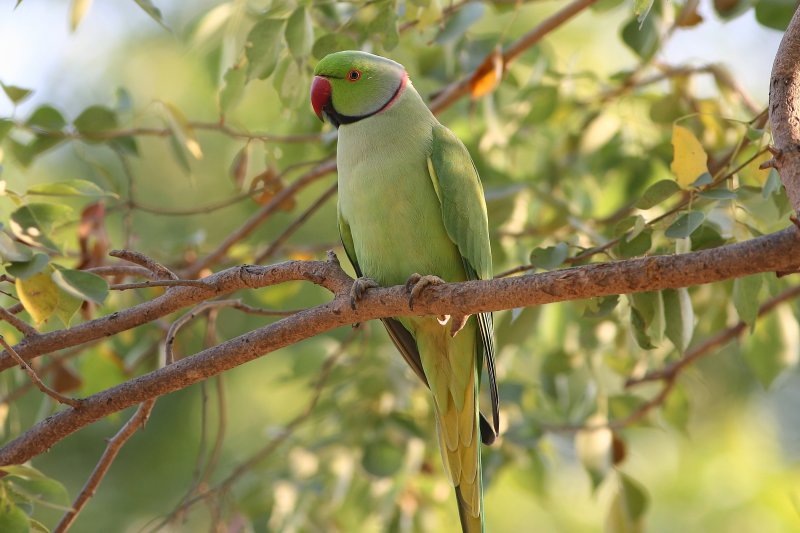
350;277;379;310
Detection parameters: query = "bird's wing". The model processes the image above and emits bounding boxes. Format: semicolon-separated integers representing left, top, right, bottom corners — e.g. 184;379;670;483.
427;123;499;434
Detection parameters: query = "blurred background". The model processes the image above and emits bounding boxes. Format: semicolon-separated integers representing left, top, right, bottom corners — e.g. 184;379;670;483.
0;0;799;532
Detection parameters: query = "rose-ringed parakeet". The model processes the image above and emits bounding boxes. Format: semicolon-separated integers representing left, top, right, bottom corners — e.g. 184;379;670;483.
310;51;498;532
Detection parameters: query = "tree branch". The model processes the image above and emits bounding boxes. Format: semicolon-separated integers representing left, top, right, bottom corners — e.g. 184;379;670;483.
767;6;800;213
1;227;800;464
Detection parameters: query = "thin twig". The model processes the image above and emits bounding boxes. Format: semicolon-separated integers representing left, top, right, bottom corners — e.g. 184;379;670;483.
0;335;81;408
110;279;211;291
54;399;156;533
109;249;178;280
0;307;37;337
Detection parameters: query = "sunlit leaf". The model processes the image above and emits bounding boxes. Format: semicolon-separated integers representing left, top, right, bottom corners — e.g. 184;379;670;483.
70;0;93;31
285;7;314;61
10;202;73;250
160;102;203;160
51;267;108;305
0;232;33;262
0;498;28;533
633;0;655;23
132;0;169;29
670;125;708;188
16;271;59;324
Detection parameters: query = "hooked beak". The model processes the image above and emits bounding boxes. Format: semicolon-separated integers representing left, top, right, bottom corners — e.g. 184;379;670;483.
310;76;332;122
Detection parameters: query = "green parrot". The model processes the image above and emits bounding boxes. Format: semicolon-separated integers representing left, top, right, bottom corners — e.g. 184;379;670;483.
310;51;498;532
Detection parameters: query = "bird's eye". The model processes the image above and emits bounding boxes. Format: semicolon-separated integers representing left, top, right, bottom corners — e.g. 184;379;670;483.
347;69;361;82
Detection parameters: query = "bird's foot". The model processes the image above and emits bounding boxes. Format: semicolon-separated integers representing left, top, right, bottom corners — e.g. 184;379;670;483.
350;276;379;310
405;273;445;310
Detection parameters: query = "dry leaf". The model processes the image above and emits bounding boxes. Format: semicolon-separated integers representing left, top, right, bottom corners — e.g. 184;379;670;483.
469;46;503;99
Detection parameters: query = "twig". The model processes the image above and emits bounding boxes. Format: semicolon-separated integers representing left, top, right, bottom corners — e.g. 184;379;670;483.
183;159;338;277
159;330;355;527
0;307;37;337
165;299;300;364
109;249;178;280
0;335;81;408
53;399;156;533
86;265;156;280
110;279;211;291
2;228;800;464
429;0;600;113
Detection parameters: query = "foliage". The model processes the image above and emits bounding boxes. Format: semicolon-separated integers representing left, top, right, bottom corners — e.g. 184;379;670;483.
0;0;797;532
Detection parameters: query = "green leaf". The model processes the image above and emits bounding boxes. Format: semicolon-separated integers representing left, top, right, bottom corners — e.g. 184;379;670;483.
664;211;704;239
161;102;202;160
526;86;559;124
361;440;404;477
0;233;33;263
698;188;737;200
73;105;119;135
111;135;139;156
8;475;70;507
1;82;33;105
245;19;285;80
619;472;649;521
636;180;680;209
529;242;568;270
633;0;655;23
0;499;29;533
371;7;399;51
312;34;358;60
0;119;13;142
617;229;651;258
6;252;49;279
27;105;66;131
762;168;781;198
755;0;795;30
16;271;59;324
663;383;690;433
0;464;50;480
733;274;762;329
133;0;168;29
621;15;659;61
52;267;108;305
663;288;694;352
631;307;655;349
435;2;484;44
27;179;116;198
690;172;713;188
54;287;83;327
285;7;313;61
583;295;619;318
691;222;726;251
10;202;73;250
219;67;247;115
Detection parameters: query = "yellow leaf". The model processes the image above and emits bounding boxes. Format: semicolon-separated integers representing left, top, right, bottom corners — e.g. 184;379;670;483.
16;272;59;325
670;124;708;189
469;47;503;99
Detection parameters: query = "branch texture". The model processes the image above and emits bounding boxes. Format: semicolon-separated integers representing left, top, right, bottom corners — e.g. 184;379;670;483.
1;228;799;465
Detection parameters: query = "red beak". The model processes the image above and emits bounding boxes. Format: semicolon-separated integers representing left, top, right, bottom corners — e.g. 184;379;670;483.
310;76;332;122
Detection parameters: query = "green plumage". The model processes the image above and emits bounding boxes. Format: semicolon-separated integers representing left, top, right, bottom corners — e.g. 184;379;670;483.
314;51;496;533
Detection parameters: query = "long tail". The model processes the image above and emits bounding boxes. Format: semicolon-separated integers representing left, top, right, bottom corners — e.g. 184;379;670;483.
433;374;484;533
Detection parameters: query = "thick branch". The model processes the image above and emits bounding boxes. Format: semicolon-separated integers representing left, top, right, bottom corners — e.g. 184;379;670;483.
1;227;799;464
768;7;800;213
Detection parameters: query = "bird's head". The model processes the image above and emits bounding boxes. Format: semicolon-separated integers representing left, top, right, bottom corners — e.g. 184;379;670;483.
310;51;407;128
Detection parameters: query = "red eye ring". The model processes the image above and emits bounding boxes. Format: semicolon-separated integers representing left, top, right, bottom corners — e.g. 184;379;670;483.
347;69;361;82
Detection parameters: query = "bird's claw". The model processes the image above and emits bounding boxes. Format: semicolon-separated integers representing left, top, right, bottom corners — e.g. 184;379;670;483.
405;273;445;310
350;277;379;310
